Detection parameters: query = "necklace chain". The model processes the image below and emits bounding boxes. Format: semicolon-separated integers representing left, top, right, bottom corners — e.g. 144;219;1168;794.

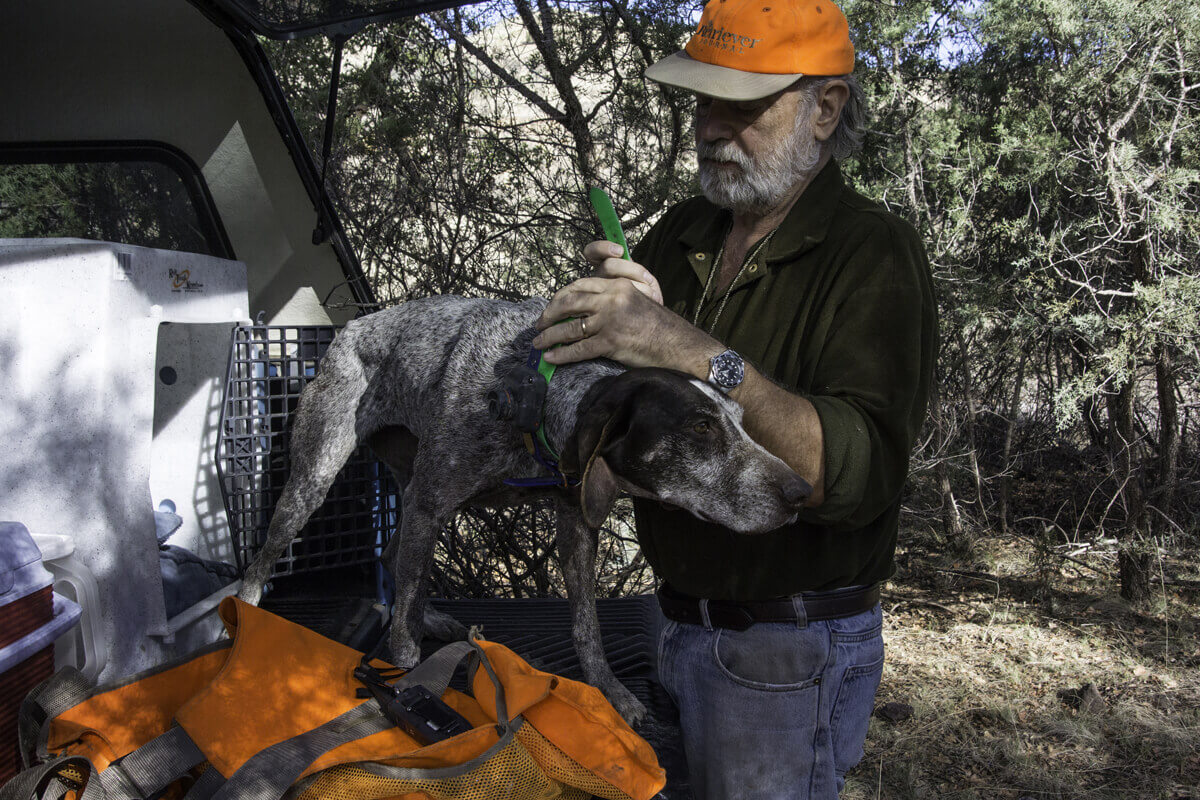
692;224;779;333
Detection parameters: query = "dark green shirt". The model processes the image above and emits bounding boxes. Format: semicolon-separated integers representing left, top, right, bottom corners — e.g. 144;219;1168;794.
631;161;937;601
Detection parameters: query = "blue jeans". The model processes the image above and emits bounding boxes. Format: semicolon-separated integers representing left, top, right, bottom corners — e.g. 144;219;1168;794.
656;598;884;799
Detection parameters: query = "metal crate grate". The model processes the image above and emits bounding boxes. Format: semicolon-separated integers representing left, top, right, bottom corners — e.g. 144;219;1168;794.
216;324;399;578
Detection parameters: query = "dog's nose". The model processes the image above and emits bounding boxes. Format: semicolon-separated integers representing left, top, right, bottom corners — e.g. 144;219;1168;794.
781;475;812;508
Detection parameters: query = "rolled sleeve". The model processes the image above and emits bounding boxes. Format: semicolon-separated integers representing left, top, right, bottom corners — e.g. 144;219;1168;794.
797;222;935;530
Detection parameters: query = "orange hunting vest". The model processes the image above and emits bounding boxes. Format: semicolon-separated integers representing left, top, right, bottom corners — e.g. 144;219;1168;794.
3;598;665;800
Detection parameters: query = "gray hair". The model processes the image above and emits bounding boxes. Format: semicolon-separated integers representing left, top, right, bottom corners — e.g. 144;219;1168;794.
796;74;867;161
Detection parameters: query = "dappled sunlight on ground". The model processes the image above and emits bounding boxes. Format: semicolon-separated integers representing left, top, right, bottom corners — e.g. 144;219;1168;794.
844;534;1200;800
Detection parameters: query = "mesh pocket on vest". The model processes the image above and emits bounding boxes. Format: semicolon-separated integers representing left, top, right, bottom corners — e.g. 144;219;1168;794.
285;732;591;800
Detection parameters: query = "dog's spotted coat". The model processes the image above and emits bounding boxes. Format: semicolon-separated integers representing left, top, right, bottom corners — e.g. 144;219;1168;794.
239;296;810;723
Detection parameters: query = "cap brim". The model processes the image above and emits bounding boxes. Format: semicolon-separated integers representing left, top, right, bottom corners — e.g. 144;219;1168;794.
644;51;803;101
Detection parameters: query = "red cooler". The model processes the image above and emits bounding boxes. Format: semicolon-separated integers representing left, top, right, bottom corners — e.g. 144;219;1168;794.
0;521;82;782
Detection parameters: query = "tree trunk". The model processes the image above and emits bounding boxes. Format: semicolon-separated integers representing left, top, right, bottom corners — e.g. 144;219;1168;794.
956;330;987;525
1070;350;1107;451
930;384;965;546
1118;545;1154;605
1107;375;1152;604
999;349;1028;535
1154;343;1180;524
513;0;599;189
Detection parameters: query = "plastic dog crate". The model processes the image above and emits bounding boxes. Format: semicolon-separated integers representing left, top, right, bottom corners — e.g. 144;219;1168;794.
215;324;399;580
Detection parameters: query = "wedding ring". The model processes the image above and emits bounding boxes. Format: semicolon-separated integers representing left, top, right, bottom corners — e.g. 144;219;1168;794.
580;317;590;337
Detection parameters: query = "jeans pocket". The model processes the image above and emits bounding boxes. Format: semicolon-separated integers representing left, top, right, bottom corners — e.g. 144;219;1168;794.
830;655;884;776
712;623;829;690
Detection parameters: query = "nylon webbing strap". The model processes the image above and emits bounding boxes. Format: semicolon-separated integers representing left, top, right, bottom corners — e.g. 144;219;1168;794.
97;727;205;800
0;759;65;800
209;700;393;800
467;638;510;728
393;640;475;699
18;667;95;767
396;637;509;728
534;351;560;460
536;352;557;386
180;766;225;800
0;756;105;800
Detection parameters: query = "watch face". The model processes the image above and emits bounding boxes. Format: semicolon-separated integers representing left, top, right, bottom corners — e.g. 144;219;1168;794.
711;350;744;389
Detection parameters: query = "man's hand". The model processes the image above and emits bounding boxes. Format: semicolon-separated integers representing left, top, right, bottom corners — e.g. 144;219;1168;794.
535;240;827;505
533;241;716;373
583;240;664;304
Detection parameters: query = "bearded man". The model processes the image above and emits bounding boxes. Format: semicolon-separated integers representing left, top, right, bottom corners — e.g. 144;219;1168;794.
533;0;937;796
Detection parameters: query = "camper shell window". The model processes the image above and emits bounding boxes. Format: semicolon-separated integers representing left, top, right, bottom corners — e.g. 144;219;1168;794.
0;142;234;259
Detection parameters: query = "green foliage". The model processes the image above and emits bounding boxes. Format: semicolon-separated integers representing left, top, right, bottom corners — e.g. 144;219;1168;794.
258;0;1200;593
979;0;1200;425
264;0;698;306
0;161;214;255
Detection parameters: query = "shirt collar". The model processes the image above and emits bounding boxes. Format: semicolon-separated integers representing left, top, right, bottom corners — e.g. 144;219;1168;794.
678;159;845;263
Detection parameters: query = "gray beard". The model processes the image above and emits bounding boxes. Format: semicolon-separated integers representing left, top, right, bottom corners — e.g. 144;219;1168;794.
696;105;823;215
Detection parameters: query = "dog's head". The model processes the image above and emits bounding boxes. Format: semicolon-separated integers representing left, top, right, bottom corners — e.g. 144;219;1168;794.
561;368;811;531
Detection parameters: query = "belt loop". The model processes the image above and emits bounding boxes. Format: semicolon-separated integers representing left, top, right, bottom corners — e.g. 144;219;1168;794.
791;595;809;629
698;598;713;631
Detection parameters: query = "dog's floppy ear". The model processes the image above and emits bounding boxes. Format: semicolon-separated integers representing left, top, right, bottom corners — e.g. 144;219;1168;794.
563;375;638;529
577;416;622;529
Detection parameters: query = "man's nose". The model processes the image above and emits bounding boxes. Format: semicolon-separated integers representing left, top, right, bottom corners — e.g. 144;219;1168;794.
696;101;738;143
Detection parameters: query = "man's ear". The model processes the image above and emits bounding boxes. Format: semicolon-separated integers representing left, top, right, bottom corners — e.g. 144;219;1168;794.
563;376;638;529
813;79;849;142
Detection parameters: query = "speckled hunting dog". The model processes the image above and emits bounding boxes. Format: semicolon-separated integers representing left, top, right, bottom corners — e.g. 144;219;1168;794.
238;296;811;723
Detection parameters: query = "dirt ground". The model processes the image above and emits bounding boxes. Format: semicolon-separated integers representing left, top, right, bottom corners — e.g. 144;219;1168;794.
842;533;1200;800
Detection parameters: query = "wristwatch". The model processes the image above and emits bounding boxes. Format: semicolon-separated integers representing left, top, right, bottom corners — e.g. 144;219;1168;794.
707;349;745;393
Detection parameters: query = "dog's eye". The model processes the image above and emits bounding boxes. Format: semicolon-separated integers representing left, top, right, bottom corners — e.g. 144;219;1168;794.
692;420;711;435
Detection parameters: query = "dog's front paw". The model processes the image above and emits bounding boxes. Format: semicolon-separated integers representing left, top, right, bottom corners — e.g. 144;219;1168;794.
602;680;647;727
387;626;422;670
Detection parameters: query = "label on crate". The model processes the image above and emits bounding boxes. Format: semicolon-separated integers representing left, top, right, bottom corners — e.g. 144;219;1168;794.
169;267;206;294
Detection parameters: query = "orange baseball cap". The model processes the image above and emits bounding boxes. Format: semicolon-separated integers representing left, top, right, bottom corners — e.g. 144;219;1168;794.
645;0;854;101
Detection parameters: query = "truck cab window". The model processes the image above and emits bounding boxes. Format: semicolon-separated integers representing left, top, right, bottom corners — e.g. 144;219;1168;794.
0;145;231;258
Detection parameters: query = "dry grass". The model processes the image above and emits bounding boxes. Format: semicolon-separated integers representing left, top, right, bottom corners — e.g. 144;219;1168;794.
843;533;1200;800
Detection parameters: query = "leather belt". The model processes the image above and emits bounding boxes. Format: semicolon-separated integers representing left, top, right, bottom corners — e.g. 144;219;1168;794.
657;583;881;631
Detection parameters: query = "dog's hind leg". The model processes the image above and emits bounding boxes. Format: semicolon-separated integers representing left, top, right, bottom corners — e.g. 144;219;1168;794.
383;479;454;668
367;428;467;645
239;363;367;606
555;497;647;726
